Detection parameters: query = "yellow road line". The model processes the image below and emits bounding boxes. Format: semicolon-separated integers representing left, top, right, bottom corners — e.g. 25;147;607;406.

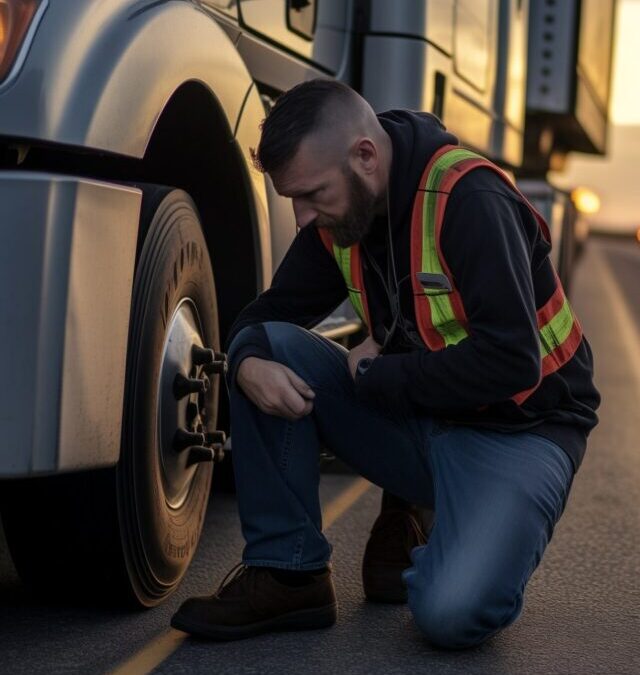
322;477;372;529
592;247;640;393
108;477;372;675
108;630;186;675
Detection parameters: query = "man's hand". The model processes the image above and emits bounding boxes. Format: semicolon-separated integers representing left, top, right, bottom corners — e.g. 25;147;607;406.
236;357;315;421
348;335;382;379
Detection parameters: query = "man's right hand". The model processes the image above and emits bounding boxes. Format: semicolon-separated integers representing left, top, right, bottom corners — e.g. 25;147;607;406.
236;357;316;421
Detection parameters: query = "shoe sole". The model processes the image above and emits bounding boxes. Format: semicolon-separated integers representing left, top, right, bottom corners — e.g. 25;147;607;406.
170;603;338;641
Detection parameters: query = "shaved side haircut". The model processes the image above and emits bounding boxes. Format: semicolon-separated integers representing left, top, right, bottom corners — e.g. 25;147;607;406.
254;79;365;176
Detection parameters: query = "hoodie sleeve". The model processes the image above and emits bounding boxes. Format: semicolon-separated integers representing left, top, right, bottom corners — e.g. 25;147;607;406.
354;188;543;412
224;225;347;384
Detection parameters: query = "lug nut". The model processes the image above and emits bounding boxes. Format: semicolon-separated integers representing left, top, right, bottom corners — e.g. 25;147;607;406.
192;345;216;366
204;430;227;446
173;428;206;453
173;372;209;400
203;360;228;376
186;446;215;466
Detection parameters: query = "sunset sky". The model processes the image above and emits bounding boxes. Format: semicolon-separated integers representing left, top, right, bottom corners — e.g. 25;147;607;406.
609;0;640;125
550;0;640;232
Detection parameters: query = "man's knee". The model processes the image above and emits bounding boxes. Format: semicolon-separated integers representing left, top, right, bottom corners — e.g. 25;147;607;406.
228;322;307;360
229;321;348;393
409;595;487;650
404;568;520;650
228;324;259;353
263;321;347;372
262;321;309;350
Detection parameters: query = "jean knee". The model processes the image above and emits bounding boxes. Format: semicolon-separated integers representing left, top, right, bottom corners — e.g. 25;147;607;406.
408;590;483;649
228;324;262;355
262;321;308;349
228;322;308;365
405;569;518;650
230;321;348;393
265;321;348;373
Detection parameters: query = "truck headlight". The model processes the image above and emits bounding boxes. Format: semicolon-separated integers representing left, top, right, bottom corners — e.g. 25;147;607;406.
0;0;43;82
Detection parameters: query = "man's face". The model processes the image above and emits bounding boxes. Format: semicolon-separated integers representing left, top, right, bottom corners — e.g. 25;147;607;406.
317;166;381;248
272;139;382;248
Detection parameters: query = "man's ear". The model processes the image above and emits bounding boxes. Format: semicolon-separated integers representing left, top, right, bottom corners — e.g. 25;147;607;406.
349;137;378;175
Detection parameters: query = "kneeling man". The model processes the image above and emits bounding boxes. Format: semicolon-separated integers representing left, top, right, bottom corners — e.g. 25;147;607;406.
171;80;600;649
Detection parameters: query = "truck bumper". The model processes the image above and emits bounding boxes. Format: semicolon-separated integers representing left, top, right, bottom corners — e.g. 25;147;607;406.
0;172;141;477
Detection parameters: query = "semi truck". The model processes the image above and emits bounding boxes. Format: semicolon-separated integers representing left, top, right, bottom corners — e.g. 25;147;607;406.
0;0;616;606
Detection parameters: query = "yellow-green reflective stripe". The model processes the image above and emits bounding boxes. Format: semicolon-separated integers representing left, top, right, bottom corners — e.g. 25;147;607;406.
539;297;575;357
333;244;366;323
433;311;468;347
421;150;480;346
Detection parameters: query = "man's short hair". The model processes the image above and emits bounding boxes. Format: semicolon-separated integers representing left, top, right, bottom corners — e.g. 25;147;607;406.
253;79;356;175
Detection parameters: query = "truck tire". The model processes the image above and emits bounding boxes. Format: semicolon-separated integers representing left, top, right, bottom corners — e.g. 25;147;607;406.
1;187;221;607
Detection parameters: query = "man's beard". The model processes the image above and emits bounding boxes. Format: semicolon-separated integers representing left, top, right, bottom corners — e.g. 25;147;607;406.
316;168;382;248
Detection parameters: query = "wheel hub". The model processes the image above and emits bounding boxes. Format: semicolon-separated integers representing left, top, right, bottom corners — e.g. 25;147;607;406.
157;299;208;509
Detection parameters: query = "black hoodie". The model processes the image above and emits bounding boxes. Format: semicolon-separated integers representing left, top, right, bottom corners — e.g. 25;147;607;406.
226;111;600;472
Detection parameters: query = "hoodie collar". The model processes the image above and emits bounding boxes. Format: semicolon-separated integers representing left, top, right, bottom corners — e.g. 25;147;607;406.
376;110;458;233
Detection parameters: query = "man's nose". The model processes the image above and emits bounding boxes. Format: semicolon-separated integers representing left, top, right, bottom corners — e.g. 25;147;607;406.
292;200;318;229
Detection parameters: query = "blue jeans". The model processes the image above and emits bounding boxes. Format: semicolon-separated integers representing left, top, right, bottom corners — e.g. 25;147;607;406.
228;322;574;649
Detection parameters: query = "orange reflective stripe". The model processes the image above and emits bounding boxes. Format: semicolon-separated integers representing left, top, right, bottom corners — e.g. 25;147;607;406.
410;147;582;405
349;244;370;327
411;145;465;349
536;272;567;329
318;227;334;255
512;275;583;405
412;146;484;349
333;244;369;326
411;173;443;348
318;228;370;327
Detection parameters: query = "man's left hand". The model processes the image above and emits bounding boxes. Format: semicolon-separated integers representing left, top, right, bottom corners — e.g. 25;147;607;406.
348;335;382;379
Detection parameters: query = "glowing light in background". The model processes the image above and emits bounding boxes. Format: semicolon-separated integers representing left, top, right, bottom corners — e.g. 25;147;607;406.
572;187;601;215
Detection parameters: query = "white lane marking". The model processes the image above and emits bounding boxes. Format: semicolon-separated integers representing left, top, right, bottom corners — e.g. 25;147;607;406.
108;477;372;675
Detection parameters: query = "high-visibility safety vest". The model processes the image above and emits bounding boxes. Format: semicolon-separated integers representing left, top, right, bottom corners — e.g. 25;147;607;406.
318;144;583;405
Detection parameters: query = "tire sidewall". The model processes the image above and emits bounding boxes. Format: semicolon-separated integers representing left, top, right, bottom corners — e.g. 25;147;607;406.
119;190;218;602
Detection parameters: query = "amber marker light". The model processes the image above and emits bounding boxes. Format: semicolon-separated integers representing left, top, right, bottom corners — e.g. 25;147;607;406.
572;187;601;215
0;0;42;82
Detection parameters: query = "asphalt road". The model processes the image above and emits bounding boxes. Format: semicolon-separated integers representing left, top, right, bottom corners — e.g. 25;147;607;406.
1;236;639;675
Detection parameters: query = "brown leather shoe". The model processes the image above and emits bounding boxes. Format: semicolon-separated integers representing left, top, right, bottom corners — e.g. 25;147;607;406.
171;564;337;641
362;501;430;603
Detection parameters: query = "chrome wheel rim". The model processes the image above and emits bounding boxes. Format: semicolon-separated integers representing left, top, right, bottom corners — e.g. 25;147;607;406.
157;298;208;510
